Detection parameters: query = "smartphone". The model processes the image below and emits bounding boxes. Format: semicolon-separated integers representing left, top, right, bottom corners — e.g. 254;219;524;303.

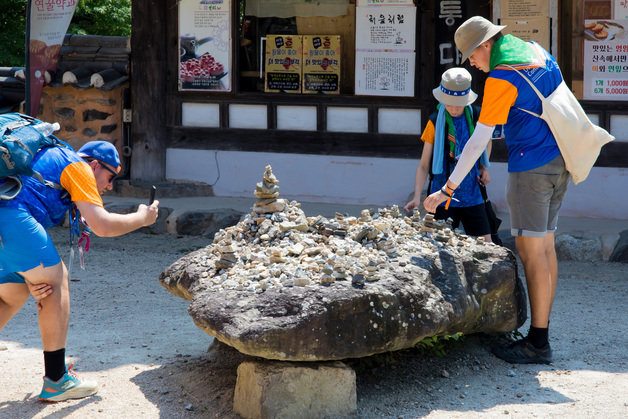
149;185;156;205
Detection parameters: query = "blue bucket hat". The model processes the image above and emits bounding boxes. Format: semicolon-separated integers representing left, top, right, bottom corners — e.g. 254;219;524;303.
78;141;121;174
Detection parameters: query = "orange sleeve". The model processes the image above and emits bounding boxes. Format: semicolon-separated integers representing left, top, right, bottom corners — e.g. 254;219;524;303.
60;161;104;207
478;77;518;125
420;119;436;145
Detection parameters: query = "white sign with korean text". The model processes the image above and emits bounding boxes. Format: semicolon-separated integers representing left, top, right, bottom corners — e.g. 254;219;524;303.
583;19;628;100
355;50;415;96
355;6;416;50
615;0;628;19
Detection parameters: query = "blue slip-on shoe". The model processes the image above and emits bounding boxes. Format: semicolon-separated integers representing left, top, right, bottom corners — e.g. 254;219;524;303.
39;363;98;402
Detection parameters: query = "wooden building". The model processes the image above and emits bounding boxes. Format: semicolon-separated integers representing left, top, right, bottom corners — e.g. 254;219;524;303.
130;0;628;219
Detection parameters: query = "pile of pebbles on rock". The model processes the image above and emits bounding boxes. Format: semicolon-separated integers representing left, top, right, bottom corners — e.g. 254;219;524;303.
179;165;496;296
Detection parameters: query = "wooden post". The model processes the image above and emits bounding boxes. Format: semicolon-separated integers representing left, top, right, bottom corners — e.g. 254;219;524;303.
129;0;167;182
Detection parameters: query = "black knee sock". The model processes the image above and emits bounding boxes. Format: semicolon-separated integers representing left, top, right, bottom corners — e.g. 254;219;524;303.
527;326;549;348
43;348;66;381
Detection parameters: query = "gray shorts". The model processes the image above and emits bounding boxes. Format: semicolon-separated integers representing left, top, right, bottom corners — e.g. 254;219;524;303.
507;155;570;237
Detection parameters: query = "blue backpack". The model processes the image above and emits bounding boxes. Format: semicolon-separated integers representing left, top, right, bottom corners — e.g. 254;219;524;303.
0;112;65;200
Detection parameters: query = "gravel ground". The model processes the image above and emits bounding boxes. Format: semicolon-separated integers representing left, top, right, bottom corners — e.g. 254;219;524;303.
1;226;627;418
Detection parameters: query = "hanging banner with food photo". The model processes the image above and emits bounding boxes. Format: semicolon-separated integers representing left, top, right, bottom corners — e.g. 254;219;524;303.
583;19;628;100
26;0;78;116
178;0;231;92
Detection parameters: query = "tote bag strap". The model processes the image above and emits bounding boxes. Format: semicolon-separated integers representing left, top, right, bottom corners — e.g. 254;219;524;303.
503;64;544;118
503;42;559;118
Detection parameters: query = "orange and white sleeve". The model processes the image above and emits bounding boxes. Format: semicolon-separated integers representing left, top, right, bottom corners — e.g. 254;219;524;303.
60;161;104;207
478;77;518;126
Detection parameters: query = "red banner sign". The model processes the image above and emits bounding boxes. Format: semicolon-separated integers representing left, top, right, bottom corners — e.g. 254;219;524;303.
26;0;77;116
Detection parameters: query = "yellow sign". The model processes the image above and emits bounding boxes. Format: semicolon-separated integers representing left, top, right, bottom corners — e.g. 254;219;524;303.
265;35;302;93
302;35;341;94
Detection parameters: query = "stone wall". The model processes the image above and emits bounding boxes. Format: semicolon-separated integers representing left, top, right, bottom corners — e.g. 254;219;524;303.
38;84;126;160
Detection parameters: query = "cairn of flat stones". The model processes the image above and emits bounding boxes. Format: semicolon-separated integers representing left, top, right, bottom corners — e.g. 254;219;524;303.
163;167;500;294
253;165;287;214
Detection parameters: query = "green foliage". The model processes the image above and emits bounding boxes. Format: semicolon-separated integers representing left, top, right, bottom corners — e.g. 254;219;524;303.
414;332;465;357
67;0;131;37
0;0;131;66
0;0;27;66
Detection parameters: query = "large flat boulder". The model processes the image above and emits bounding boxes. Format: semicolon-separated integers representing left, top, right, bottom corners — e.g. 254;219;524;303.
160;166;526;361
161;205;526;361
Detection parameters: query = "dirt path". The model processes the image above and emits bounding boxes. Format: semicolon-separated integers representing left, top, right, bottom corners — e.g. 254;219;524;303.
1;227;627;418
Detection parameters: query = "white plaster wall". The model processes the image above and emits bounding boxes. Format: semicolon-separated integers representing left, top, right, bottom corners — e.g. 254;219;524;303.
277;106;317;131
326;107;369;133
166;149;416;206
229;104;267;129
378;108;421;135
610;114;628;141
166;149;628;220
181;103;220;127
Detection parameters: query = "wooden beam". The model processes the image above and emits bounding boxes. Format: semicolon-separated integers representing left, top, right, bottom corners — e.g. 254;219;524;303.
130;0;167;182
166;125;628;169
168;126;421;159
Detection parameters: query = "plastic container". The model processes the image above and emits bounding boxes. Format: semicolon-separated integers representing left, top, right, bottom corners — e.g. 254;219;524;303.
33;122;60;137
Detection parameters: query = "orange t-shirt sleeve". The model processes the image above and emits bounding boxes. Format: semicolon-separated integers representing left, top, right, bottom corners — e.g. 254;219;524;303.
59;161;104;207
478;77;518;125
421;120;436;145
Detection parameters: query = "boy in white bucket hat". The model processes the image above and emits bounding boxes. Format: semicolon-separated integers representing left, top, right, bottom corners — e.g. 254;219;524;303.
404;67;493;242
424;16;570;365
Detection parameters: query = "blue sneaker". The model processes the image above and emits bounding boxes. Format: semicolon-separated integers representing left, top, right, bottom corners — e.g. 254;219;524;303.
39;363;98;402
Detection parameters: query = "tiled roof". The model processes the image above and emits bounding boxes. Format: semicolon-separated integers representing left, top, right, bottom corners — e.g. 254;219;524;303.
0;34;130;111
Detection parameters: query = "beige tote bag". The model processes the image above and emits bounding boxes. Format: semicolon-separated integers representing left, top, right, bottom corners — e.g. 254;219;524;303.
506;66;614;184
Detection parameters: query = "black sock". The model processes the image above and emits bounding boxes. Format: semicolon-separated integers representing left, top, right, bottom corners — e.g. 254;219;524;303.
527;326;549;348
43;348;66;381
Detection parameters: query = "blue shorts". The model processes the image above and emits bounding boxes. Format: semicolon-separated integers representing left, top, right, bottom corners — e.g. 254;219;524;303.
0;206;61;284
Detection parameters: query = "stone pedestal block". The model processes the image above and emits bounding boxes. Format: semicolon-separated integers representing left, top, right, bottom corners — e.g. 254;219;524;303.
233;361;356;419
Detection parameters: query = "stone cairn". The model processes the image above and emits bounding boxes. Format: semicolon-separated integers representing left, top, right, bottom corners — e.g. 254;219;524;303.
172;165;497;296
253;165;286;214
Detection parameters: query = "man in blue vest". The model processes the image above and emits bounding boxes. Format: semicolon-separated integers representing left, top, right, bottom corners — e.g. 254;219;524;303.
0;140;160;401
424;16;570;365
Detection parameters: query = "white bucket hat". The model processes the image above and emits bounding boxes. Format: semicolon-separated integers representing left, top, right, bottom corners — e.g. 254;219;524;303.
432;67;478;106
455;16;506;63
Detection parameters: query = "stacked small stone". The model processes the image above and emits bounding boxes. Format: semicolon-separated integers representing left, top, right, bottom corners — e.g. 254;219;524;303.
215;244;237;270
419;213;439;233
253;165;287;214
389;205;401;218
320;264;334;284
365;259;379;282
410;208;421;224
332;260;348;280
359;209;372;223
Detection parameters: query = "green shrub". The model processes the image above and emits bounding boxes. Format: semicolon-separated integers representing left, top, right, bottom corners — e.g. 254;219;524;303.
414;332;465;357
